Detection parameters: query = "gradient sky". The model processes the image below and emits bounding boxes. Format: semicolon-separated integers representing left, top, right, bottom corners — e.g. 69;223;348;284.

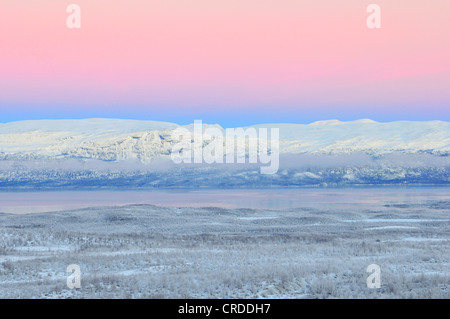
0;0;449;127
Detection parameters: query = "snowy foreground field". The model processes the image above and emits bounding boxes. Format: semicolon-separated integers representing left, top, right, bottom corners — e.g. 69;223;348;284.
0;200;449;299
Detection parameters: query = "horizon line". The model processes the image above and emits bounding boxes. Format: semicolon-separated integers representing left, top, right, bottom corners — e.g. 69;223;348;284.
1;117;449;128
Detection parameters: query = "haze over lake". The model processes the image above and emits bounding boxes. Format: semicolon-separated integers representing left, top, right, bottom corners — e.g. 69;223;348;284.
1;188;449;214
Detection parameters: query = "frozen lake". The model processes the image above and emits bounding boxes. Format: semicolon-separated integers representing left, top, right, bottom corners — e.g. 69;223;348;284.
0;187;449;214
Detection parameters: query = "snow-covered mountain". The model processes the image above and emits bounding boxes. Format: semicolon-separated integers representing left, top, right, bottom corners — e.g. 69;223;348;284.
0;118;449;162
0;118;449;188
253;120;450;155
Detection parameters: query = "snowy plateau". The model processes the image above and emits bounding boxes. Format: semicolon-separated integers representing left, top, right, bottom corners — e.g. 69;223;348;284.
0;118;449;188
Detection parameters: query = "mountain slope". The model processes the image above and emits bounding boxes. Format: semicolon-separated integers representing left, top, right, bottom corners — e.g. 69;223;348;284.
0;118;449;188
0;119;449;162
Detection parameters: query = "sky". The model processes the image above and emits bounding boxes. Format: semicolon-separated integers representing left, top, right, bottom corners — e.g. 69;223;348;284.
0;0;449;127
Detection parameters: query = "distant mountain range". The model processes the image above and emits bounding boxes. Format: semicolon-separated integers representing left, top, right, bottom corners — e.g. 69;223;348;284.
0;119;449;189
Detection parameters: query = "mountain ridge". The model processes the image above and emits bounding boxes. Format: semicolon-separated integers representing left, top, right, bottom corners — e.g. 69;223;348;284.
0;118;449;163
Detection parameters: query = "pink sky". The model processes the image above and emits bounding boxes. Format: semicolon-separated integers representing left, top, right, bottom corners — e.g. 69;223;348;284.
0;1;449;125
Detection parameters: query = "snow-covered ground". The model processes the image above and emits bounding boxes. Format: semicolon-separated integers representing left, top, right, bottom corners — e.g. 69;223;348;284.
0;197;448;298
